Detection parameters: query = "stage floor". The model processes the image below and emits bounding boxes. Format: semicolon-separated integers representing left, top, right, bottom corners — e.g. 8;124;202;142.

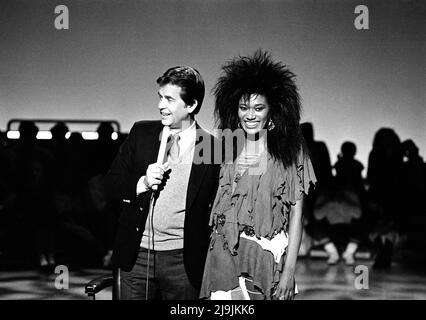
1;259;425;300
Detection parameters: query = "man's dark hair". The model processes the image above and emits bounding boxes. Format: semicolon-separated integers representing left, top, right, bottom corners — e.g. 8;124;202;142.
157;66;205;115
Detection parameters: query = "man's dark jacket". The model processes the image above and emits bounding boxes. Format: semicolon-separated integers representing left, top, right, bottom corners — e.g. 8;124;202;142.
103;120;220;289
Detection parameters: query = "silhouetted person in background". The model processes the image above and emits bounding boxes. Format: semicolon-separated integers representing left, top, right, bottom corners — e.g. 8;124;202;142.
66;132;91;193
52;131;104;267
0;131;16;258
367;128;403;269
300;122;333;258
401;139;425;223
51;122;68;143
301;123;333;187
334;142;364;194
400;139;426;263
50;122;70;193
313;141;365;265
10;121;56;268
85;122;120;268
50;122;68;153
50;123;98;266
90;122;118;176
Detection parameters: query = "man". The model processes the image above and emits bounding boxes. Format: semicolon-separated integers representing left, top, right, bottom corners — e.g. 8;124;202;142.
104;66;220;299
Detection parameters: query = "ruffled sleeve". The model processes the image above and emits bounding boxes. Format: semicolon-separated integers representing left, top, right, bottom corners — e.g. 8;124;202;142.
209;149;317;248
280;149;317;206
258;150;316;238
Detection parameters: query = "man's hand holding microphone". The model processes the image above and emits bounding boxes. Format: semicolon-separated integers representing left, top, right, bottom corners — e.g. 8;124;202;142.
138;162;170;193
136;126;171;195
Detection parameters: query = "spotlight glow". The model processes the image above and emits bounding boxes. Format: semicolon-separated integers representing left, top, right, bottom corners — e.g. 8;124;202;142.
37;131;52;140
82;132;99;140
7;131;20;139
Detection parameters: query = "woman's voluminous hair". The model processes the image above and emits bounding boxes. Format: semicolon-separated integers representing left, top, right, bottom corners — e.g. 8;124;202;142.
214;49;306;168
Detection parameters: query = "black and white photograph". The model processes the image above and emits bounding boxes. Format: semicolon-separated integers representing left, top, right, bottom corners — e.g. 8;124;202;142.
0;0;425;305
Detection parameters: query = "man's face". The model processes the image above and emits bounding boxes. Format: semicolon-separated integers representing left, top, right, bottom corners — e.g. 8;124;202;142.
158;84;192;129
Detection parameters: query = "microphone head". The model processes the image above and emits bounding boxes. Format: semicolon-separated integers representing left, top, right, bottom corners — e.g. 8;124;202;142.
153;125;171;191
162;125;171;138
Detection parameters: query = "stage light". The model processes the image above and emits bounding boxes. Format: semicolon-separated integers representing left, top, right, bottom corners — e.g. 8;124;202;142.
36;131;52;140
6;131;20;139
82;132;99;140
7;129;118;141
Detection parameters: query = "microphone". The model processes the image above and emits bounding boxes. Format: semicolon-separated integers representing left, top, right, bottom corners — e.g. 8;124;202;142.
152;125;170;191
146;125;170;300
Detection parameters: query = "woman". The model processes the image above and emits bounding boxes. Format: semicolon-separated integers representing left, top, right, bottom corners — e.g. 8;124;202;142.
200;50;317;300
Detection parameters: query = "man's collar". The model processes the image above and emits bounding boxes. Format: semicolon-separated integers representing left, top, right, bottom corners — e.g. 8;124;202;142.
170;120;196;141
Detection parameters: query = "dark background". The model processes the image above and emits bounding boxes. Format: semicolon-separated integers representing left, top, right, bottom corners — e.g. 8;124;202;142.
1;0;425;168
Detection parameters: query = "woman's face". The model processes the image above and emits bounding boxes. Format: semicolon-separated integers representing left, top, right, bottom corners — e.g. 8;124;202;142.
238;94;270;135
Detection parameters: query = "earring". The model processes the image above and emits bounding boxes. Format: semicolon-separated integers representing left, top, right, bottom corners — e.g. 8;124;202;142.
267;119;275;131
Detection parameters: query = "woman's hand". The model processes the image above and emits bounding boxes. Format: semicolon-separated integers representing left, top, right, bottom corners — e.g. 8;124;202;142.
274;269;295;300
274;199;303;300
